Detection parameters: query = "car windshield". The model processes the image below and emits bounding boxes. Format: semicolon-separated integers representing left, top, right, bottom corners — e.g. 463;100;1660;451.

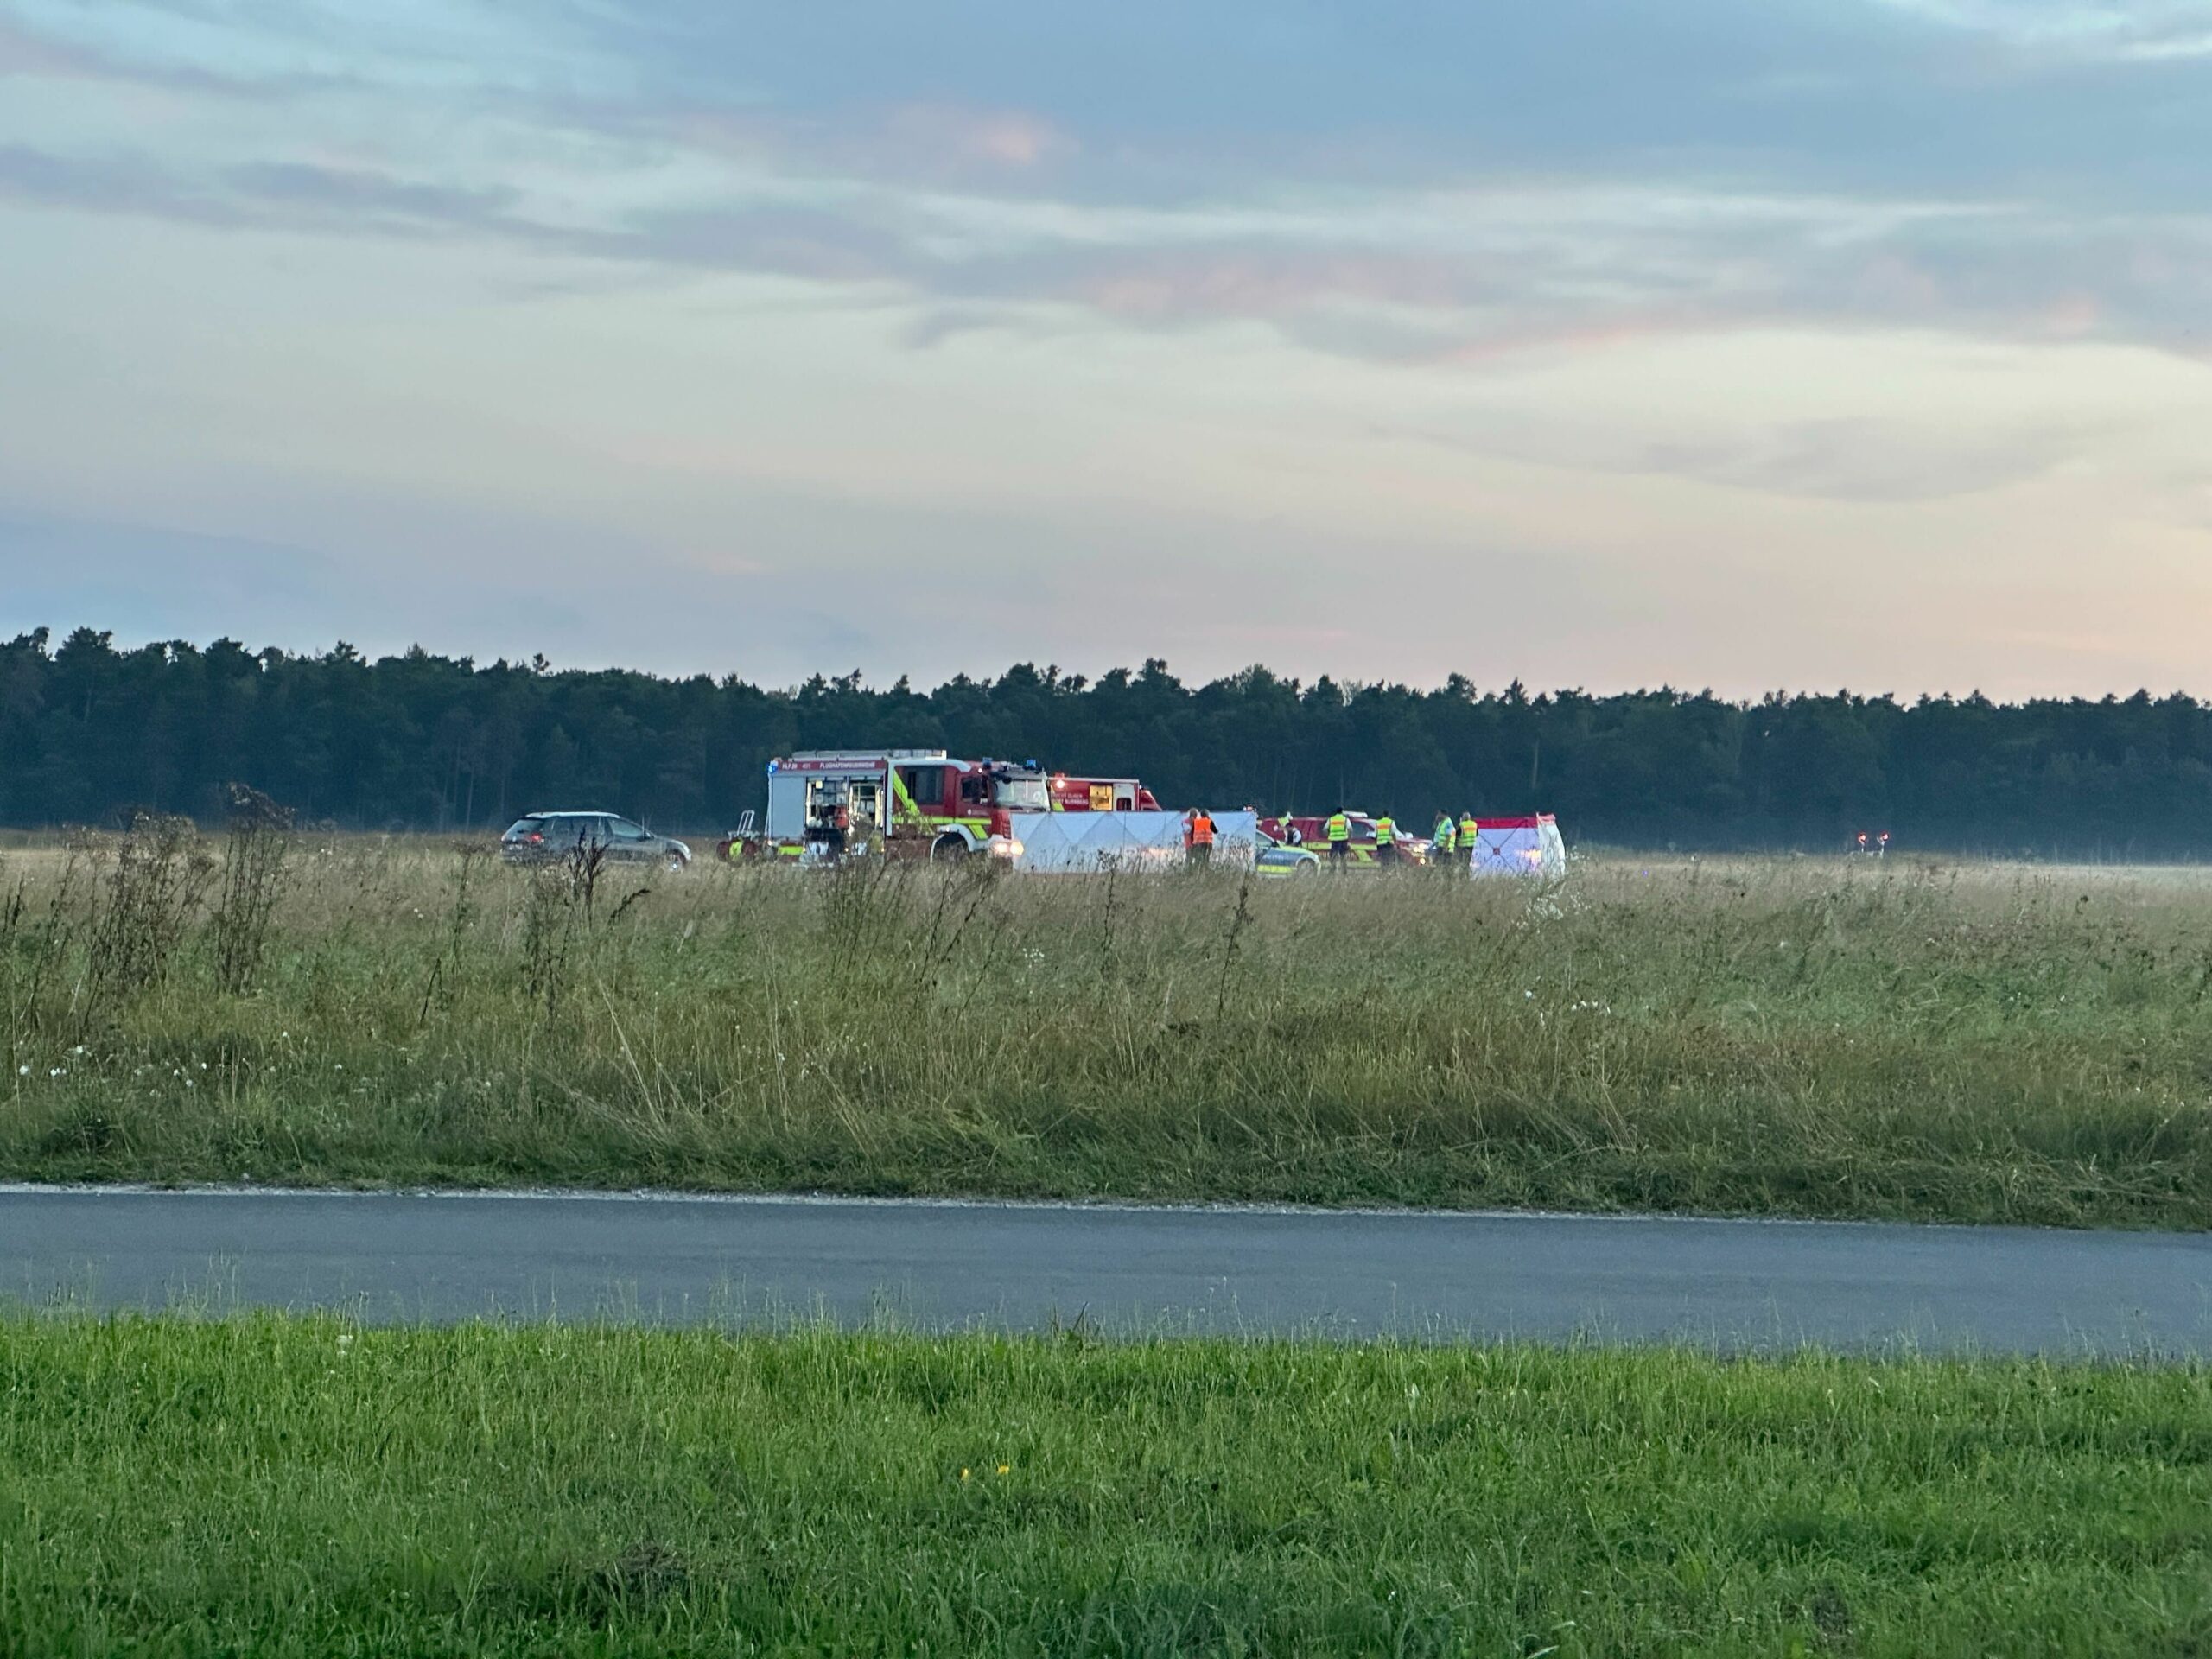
505;817;548;836
994;776;1049;810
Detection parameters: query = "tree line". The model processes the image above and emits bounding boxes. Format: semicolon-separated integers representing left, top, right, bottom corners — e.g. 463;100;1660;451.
3;626;2209;855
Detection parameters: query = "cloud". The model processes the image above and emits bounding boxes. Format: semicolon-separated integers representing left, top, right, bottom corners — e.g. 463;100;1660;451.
8;115;2208;372
1389;411;2104;504
4;0;2210;370
223;161;519;228
0;143;236;223
873;103;1071;169
0;143;538;243
0;9;340;99
1633;417;2100;502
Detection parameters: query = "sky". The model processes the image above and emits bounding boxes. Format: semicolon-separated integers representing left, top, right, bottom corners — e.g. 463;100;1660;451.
2;1;2209;697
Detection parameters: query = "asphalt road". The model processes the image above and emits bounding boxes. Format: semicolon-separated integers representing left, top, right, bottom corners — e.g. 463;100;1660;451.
3;1186;2209;1355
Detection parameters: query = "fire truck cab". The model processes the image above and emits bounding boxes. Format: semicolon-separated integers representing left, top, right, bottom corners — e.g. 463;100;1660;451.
742;749;1050;862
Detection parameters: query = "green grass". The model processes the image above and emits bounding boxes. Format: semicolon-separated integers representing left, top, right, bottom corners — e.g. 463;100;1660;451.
5;838;2212;1225
3;1313;2207;1656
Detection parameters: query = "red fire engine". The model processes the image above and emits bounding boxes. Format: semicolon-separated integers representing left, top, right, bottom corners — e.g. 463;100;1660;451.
1046;773;1162;812
721;749;1051;863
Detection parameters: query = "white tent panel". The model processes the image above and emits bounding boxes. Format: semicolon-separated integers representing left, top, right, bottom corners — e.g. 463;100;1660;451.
1468;820;1567;879
1007;811;1257;873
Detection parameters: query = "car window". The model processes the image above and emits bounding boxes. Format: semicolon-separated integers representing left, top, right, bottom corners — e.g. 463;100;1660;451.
611;819;649;840
505;817;547;836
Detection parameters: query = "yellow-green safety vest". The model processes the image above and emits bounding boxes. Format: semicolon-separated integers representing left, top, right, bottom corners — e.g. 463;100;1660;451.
1325;813;1351;843
1458;815;1478;844
1373;816;1395;845
1433;818;1456;851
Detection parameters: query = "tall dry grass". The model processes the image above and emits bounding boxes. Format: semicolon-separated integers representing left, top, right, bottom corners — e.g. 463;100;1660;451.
3;834;2210;1224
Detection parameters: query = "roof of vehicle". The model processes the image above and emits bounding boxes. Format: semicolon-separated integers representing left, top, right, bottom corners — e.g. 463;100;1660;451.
516;810;628;821
772;752;1042;777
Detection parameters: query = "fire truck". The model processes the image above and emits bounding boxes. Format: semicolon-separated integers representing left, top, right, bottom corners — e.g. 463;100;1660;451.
721;749;1052;862
1046;772;1162;812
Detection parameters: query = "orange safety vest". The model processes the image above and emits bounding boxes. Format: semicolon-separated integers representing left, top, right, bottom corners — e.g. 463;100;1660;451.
1191;812;1215;846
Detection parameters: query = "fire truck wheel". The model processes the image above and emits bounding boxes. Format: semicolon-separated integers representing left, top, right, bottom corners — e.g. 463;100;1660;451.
930;833;969;862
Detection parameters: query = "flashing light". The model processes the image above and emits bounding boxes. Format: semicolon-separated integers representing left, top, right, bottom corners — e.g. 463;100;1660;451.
766;760;779;775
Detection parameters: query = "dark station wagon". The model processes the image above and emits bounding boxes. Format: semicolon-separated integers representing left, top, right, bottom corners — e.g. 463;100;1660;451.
499;811;691;869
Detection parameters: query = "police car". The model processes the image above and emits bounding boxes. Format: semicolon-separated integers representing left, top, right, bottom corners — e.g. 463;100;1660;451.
1252;813;1424;876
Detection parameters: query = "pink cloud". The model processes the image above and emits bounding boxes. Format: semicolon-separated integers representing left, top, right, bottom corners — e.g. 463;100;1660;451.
882;103;1068;168
1072;250;1465;321
2039;292;2101;336
670;101;1070;176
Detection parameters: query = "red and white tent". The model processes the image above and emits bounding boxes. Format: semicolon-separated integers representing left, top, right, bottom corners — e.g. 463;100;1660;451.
1466;815;1567;878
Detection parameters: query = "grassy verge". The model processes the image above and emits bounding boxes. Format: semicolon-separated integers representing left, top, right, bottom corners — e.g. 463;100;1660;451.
3;1313;2207;1656
4;836;2212;1225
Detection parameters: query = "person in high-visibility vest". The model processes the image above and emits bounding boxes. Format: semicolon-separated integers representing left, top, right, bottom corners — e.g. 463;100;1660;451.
1324;810;1351;868
1373;813;1398;867
1432;812;1457;873
1188;808;1216;869
1458;812;1479;871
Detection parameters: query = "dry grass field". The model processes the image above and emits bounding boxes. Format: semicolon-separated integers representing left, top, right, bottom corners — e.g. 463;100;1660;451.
3;826;2209;1224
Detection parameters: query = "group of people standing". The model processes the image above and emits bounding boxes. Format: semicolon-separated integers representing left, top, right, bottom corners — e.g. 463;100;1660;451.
1281;809;1480;869
1428;811;1481;872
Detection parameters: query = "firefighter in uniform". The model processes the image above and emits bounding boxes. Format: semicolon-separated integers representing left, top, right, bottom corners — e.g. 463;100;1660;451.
1432;811;1457;874
1373;813;1397;867
1324;810;1351;868
1188;808;1216;869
